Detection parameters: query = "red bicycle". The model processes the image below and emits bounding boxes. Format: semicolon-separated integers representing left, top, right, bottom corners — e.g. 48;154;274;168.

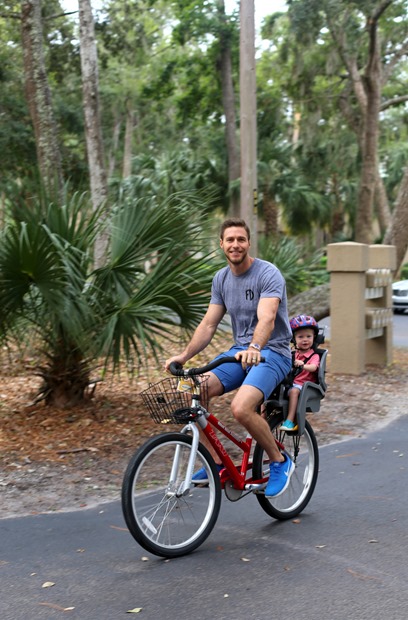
122;354;325;558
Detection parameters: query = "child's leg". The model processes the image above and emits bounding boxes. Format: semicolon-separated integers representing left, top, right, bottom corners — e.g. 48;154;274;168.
287;387;301;422
280;385;302;431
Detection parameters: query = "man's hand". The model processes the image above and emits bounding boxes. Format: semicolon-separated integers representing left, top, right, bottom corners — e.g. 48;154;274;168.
164;355;187;373
235;348;260;369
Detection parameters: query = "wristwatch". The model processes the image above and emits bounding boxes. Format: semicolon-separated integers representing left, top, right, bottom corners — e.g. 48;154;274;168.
249;343;261;352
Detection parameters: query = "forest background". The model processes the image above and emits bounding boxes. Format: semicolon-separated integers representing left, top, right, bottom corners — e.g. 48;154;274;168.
0;0;408;410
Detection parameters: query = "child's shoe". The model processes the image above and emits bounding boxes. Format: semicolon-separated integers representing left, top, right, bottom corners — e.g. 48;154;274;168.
280;419;298;432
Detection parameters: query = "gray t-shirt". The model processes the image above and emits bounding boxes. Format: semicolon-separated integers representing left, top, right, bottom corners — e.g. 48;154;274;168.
210;258;292;359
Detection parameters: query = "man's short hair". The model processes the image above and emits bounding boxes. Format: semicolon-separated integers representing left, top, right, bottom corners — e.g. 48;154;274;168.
220;218;251;240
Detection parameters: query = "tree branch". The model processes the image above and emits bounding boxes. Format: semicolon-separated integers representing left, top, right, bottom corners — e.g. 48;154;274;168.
44;11;78;21
365;1;391;75
326;10;353;74
381;94;408;111
370;0;393;23
1;9;78;21
383;40;408;83
0;12;21;19
326;8;367;112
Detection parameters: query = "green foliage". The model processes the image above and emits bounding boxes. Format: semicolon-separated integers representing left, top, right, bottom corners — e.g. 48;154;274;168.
0;183;220;404
258;0;408;242
258;235;328;296
400;264;408;280
126;150;224;206
1;0;408;261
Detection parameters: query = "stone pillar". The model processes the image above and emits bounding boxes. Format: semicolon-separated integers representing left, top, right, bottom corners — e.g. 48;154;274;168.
327;242;369;374
365;245;396;366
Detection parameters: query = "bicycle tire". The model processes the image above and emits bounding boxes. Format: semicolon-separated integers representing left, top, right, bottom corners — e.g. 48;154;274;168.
122;432;222;558
252;417;319;520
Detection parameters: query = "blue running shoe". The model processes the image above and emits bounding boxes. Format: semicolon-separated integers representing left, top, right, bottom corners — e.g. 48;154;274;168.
192;463;224;484
265;453;295;497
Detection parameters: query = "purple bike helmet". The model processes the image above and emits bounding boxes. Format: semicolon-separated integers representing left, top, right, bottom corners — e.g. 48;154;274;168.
289;314;319;337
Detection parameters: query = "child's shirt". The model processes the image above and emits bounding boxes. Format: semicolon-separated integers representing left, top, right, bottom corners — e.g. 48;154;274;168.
293;349;320;385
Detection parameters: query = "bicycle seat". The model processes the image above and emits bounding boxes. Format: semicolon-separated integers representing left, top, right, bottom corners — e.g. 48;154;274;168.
264;346;328;435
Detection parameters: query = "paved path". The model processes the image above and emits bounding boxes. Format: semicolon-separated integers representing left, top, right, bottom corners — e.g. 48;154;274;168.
1;414;408;620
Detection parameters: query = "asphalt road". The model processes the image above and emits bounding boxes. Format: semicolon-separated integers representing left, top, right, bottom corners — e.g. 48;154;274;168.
1;414;408;620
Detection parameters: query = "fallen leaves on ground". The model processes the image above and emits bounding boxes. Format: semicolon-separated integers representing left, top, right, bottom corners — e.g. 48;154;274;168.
1;341;408;517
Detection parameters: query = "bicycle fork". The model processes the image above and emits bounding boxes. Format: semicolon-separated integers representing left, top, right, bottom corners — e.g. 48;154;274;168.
165;423;200;498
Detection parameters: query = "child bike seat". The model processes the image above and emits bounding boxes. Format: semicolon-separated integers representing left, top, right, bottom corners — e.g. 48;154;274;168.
264;347;328;435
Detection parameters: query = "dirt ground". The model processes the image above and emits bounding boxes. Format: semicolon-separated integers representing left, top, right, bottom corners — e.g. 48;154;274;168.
1;342;407;519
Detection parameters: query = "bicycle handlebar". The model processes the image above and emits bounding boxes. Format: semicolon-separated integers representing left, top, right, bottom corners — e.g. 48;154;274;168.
169;355;266;377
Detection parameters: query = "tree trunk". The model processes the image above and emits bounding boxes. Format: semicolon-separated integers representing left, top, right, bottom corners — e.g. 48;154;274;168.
375;170;391;235
355;19;381;244
122;105;134;179
78;0;109;269
217;0;240;217
239;0;257;251
263;189;279;237
327;2;392;245
330;173;346;240
38;345;91;407
108;111;122;178
292;110;301;145
383;166;408;275
21;0;63;196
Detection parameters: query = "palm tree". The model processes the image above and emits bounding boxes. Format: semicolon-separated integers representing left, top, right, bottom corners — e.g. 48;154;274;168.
0;185;220;407
258;143;331;240
258;235;326;297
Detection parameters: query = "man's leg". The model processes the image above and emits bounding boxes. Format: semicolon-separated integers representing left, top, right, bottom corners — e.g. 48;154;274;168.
230;385;295;496
195;372;224;463
230;385;284;462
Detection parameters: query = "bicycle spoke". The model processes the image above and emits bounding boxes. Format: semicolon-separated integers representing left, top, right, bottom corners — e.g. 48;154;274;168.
253;418;319;519
122;433;221;557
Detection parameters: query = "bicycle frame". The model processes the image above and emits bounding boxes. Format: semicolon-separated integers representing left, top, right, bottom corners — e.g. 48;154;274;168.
179;398;285;494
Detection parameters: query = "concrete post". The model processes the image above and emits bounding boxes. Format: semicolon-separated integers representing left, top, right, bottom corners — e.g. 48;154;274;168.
327;242;369;374
365;245;396;365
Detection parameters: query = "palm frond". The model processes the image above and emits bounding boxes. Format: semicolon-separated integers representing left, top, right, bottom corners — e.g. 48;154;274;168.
258;235;324;296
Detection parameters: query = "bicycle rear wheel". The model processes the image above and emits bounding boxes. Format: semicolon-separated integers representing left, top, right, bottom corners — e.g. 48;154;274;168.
252;416;319;520
122;432;222;558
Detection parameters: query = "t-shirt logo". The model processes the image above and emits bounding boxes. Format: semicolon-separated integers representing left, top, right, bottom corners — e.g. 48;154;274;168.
245;289;254;300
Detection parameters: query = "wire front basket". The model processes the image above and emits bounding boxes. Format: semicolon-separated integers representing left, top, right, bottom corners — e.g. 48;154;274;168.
141;375;208;424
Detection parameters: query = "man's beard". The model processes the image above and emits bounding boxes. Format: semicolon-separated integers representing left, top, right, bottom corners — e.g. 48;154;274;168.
225;250;247;265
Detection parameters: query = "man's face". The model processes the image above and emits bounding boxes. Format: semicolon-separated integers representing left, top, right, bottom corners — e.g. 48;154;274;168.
220;226;250;265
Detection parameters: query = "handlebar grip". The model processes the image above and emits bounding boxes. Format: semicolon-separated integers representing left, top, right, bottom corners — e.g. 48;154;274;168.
168;361;185;376
168;355;266;376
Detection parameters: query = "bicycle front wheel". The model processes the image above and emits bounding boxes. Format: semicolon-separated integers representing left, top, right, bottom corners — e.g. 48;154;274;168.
122;432;222;558
253;417;319;520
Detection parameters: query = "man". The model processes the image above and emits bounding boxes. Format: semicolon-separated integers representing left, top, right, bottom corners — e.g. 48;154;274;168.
165;218;294;497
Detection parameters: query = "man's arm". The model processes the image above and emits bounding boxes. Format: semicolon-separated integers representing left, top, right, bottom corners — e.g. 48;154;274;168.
251;297;280;348
165;304;226;370
235;297;280;367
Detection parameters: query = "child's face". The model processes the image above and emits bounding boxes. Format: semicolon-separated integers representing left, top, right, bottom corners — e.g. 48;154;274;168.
294;328;315;350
